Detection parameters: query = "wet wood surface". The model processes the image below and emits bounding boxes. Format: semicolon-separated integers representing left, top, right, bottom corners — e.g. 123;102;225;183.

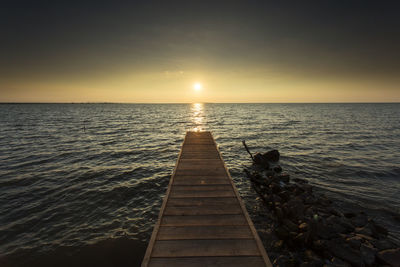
142;131;272;267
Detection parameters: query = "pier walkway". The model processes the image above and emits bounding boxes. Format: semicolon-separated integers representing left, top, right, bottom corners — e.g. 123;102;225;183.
142;131;272;267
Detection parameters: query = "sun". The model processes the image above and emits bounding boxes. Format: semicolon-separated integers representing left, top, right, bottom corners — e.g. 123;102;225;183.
193;83;202;91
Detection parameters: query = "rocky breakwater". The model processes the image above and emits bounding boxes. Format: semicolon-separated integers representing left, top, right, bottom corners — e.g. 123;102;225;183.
242;141;400;267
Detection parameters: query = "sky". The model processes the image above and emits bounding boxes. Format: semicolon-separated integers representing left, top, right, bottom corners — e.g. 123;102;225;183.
1;1;399;103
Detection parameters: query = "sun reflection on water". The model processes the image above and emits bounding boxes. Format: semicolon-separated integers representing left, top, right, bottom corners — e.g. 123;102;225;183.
190;103;205;131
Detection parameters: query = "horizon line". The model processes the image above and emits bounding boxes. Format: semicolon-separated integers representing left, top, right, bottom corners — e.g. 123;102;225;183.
0;102;399;104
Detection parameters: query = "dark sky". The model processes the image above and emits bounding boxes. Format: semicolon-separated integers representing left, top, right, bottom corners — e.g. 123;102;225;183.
1;1;399;102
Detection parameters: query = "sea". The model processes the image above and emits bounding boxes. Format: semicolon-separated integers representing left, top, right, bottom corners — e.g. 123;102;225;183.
0;103;399;266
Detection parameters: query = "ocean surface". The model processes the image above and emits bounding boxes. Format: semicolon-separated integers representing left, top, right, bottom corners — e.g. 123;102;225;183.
0;103;399;266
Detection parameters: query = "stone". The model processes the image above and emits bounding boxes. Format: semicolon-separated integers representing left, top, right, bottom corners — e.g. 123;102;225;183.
304;196;316;205
274;165;283;173
355;225;373;236
351;213;368;227
344;212;356;219
312;239;326;252
360;244;376;266
278;173;290;183
286;196;305;219
371;239;394;251
273;239;284;249
275;225;290;240
355;233;374;241
294;232;306;246
293;178;308;184
253;152;269;168
377;248;400;267
270;182;282;194
263;149;280;162
300;183;313;193
368;219;388;236
299;222;309;232
346;236;362;250
317;223;339;239
278;190;290;202
326;240;364;267
275;206;285;222
283;219;299;232
272;194;283;203
330;257;351;267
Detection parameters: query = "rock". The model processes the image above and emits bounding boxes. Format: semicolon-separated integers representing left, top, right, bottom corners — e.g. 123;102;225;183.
312;239;326;252
300;183;313;193
377;248;400;267
304;196;316;205
351;213;369;227
273;255;296;267
355;233;374;242
272;194;282;204
299;222;309;232
355;225;373;236
317;195;332;207
317;223;339;239
330;257;351;267
270;182;282;194
263;149;280;162
326;239;364;267
304;249;324;266
360;244;376;266
344;212;356;219
287;197;305;220
273;239;284;249
278;190;290;202
275;225;290;240
368;219;388;236
346;236;362;250
371;239;394;251
253;152;269;167
293;178;308;184
275;206;285;222
277;173;290;183
293;232;306;246
283;219;299;232
274;165;283;173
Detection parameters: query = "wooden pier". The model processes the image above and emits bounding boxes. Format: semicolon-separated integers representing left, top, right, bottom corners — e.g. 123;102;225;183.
142;131;272;267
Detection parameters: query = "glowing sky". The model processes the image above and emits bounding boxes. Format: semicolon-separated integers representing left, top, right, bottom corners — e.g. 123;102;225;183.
1;1;399;102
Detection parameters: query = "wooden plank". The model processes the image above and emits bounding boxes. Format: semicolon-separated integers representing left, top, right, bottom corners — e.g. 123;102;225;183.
175;168;227;176
176;163;224;169
180;153;220;159
178;159;223;164
171;185;233;191
173;177;230;185
167;197;238;206
169;189;235;198
149;257;266;267
161;214;248;226
157;225;253;240
182;145;218;152
164;205;242;215
151;239;260;257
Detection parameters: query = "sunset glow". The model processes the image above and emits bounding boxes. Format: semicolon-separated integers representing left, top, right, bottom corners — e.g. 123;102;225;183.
193;83;202;92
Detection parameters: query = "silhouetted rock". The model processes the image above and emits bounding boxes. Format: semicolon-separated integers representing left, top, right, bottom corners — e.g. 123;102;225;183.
277;173;290;183
351;212;369;227
263;149;280;162
377;248;400;267
371;239;394;251
253;152;270;168
274;165;283;173
360;244;376;266
326;240;364;267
